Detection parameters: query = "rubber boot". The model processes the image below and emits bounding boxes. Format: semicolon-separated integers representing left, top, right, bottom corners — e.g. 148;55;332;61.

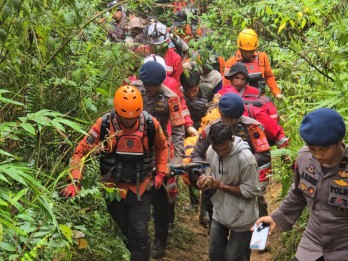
152;240;165;259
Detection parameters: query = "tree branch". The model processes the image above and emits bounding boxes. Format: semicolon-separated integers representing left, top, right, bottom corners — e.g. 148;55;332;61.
44;0;129;66
255;20;335;82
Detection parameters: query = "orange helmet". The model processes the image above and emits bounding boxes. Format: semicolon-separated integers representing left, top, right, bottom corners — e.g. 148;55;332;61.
113;85;143;118
237;29;258;50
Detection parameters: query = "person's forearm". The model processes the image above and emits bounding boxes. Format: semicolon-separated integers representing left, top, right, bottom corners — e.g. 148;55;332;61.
219;183;243;197
211;179;243;197
172;125;185;158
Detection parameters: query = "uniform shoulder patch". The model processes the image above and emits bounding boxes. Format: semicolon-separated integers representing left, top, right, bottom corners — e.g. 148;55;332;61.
200;130;207;139
86;135;95;144
162;86;178;98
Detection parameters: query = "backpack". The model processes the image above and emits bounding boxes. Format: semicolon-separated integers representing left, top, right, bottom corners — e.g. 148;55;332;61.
242;94;279;123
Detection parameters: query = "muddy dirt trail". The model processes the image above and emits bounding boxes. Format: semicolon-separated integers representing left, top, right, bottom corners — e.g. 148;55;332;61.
151;180;282;261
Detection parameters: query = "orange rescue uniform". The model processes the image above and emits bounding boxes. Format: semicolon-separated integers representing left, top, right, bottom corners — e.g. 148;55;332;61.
69;114;168;198
224;49;281;96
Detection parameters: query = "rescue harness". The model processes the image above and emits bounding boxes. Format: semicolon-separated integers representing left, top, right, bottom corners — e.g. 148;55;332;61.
99;110;156;200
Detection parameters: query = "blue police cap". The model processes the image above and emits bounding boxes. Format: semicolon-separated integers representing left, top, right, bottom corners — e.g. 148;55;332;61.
300;108;346;146
218;93;245;119
139;61;166;86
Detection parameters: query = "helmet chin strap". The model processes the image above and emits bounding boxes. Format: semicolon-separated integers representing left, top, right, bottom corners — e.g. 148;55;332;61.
116;113;138;129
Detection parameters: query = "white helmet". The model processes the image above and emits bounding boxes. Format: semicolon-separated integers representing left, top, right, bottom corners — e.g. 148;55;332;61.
147;21;168;45
143;54;167;71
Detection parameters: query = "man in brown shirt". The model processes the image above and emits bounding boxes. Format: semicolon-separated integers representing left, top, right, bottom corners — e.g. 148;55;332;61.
255;108;348;261
134;61;185;259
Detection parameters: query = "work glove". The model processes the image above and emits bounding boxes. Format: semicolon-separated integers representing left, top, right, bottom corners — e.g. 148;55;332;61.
275;93;285;100
61;182;81;198
276;137;289;149
186;126;198;137
154;173;166;190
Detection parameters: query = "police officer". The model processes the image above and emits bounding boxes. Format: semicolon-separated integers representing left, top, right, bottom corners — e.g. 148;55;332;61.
224;29;285;99
255;108;348;261
142;55;197;136
135;61;185;259
61;86;168;261
191;93;272;218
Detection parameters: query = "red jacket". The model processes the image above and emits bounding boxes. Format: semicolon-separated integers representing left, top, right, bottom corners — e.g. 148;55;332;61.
243;105;288;148
224;50;281;95
165;48;184;83
218;84;259;97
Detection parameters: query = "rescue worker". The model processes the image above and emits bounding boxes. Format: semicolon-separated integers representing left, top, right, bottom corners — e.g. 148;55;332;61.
255;108;348;261
191;93;271;219
143;55;197;136
172;9;192;41
147;21;184;83
169;11;190;59
61;86;168;261
137;55;197;233
224;29;285;99
180;70;214;130
136;61;185;259
171;7;203;41
179;70;213;223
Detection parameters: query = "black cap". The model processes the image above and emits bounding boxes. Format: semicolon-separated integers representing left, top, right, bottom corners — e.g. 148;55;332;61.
224;62;249;79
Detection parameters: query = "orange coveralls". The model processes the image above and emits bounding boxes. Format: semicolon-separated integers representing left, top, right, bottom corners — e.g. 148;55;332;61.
224;49;281;96
69;114;168;198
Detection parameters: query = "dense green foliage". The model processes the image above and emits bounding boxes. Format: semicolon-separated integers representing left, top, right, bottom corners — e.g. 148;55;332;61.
199;0;348;259
0;0;138;259
0;0;347;260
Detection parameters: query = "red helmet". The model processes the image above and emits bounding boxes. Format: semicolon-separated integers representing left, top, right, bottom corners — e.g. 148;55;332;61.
114;85;143;118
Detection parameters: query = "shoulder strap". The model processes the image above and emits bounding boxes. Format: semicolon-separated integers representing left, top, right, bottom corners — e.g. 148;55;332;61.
100;109;117;141
142;111;156;149
100;110;156;148
258;52;266;66
246;104;254;119
243;94;260;99
259;95;272;103
100;111;111;141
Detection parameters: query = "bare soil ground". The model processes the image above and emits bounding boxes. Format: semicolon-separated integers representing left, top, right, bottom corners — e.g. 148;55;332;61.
151;180;283;261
